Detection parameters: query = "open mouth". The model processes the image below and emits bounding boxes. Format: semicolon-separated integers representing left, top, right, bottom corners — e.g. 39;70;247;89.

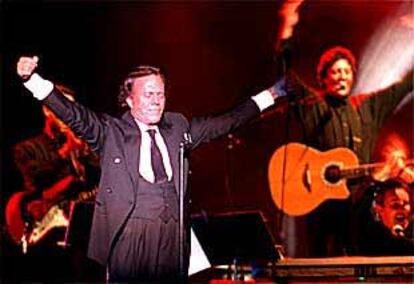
395;214;407;223
336;82;347;91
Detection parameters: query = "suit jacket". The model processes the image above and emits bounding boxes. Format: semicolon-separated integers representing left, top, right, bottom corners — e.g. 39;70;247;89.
43;89;260;265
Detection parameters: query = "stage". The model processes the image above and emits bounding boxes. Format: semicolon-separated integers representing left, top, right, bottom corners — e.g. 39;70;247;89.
190;256;414;283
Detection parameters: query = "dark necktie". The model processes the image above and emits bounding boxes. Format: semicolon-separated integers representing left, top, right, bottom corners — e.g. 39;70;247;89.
147;129;168;183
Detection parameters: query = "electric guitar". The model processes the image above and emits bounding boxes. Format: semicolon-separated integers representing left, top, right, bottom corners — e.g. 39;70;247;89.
268;143;408;216
26;189;96;247
6;180;96;251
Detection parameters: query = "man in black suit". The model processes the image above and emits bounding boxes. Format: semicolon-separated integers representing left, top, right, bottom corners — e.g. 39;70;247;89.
17;56;279;282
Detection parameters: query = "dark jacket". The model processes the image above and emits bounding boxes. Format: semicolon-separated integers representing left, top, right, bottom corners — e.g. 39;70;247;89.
288;70;413;163
43;89;260;265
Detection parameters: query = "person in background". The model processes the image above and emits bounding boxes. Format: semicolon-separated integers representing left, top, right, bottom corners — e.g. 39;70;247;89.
356;178;414;256
5;85;102;282
272;0;413;256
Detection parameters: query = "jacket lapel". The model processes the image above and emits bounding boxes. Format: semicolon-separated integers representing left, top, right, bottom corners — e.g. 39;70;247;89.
159;118;180;194
123;112;141;190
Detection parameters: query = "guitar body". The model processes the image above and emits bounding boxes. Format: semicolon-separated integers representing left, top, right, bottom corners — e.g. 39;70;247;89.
5;183;96;248
28;205;69;244
5;192;70;246
268;143;359;216
5;191;31;244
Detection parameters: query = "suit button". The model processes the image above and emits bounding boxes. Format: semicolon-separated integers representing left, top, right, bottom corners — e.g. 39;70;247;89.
106;188;112;193
129;200;133;205
113;157;122;164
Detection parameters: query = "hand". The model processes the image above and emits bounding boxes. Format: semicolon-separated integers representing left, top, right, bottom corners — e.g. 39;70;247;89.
269;78;288;99
17;56;39;80
278;0;305;40
399;164;414;184
26;200;48;221
372;154;406;182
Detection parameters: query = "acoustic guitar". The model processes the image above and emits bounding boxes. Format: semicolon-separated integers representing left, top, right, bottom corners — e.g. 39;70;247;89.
268;143;401;216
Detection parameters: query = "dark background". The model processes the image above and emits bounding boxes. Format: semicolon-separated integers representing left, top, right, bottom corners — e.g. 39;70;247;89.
1;0;413;273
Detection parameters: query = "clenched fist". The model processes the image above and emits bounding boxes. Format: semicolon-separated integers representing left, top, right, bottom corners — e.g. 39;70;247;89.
17;56;39;80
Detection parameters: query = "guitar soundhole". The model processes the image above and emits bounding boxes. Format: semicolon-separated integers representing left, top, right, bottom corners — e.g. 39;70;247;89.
324;165;341;184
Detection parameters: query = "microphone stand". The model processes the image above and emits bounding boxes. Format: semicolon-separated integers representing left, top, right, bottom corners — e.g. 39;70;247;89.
224;134;236;209
273;39;293;249
178;133;192;283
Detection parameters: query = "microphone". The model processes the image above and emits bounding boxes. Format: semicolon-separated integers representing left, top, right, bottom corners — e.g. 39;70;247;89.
183;132;192;145
183;132;193;152
393;224;405;237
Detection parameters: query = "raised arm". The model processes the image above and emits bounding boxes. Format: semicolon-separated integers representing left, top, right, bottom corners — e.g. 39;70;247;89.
16;56;106;153
368;69;414;127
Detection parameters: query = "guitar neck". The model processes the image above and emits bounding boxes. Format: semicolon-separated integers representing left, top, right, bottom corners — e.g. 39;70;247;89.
340;164;379;179
74;187;97;203
341;159;413;180
54;187;97;209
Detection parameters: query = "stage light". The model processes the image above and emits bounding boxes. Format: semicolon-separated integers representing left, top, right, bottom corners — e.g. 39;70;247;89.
353;2;413;113
380;133;408;162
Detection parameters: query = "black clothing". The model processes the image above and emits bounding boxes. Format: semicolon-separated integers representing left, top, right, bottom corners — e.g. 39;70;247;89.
355;187;414;256
9;130;102;282
147;129;168;183
289;70;413;164
109;177;181;282
14;133;74;193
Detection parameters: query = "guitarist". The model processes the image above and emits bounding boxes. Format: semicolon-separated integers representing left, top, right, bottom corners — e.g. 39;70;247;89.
271;1;413;257
5;86;101;282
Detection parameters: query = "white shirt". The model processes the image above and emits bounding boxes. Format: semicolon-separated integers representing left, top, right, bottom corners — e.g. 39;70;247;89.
135;120;173;183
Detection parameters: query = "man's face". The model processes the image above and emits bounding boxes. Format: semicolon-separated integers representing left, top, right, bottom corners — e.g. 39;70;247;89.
376;187;411;236
322;58;354;98
126;74;166;125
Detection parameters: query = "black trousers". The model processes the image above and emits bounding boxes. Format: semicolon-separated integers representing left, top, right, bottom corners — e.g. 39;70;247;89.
108;178;184;283
109;217;180;283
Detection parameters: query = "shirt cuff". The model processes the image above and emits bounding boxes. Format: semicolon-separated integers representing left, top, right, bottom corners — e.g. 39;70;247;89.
251;90;275;111
23;73;54;100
